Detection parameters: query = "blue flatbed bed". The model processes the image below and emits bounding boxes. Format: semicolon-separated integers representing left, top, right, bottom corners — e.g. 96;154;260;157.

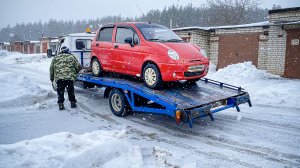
77;73;252;128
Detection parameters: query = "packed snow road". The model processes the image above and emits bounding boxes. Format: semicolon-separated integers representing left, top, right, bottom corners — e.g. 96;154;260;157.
0;51;300;168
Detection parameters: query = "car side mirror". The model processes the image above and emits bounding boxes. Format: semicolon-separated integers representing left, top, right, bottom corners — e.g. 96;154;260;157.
124;37;134;47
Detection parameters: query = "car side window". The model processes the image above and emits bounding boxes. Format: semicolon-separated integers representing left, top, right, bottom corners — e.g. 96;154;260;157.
116;27;139;45
97;27;114;42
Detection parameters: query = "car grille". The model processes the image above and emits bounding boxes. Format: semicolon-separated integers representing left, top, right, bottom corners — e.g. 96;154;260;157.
184;71;203;77
187;65;205;72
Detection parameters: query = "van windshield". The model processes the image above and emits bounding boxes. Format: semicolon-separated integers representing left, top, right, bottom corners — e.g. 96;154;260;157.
135;23;183;42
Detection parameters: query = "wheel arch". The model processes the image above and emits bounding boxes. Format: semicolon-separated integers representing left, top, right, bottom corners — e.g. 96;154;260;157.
104;86;113;99
141;60;161;78
91;56;102;66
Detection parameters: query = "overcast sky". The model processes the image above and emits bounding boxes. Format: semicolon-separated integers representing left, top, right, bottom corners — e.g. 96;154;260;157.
0;0;299;29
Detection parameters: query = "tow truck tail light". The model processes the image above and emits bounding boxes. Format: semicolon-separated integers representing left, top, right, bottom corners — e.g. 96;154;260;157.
176;110;181;124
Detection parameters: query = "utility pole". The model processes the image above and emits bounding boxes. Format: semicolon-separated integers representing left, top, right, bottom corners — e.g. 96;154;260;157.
170;18;173;29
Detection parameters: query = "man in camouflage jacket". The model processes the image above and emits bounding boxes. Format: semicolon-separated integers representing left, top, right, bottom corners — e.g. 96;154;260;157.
50;46;81;110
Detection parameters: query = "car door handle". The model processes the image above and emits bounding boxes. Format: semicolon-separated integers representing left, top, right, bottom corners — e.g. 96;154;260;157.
114;45;119;48
96;43;99;46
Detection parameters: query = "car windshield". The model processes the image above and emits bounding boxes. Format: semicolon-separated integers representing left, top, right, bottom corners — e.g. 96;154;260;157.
135;23;183;42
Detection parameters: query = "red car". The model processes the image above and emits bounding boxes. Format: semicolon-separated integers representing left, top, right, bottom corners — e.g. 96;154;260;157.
91;22;209;88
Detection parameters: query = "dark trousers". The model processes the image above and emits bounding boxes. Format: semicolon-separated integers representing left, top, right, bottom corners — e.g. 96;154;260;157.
57;80;76;104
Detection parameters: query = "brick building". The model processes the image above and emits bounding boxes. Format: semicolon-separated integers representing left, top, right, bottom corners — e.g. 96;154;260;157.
3;42;11;51
40;37;58;53
10;41;23;53
173;7;300;79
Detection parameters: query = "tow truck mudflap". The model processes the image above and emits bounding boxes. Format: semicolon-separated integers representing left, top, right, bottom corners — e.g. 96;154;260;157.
183;93;252;128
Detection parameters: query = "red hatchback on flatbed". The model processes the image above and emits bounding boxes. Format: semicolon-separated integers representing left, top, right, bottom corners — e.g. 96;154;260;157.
91;22;209;88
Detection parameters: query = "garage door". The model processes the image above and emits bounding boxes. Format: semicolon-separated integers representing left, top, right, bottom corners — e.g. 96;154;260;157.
284;29;300;79
217;33;259;69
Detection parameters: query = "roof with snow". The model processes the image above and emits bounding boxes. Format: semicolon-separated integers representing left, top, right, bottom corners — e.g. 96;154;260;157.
269;7;300;14
65;32;95;37
30;41;40;44
172;21;270;32
50;39;59;43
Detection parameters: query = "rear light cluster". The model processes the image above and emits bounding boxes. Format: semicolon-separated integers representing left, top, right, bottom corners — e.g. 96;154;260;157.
176;110;181;123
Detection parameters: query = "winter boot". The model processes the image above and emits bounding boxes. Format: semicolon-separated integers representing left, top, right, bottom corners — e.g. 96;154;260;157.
71;102;77;108
58;103;65;110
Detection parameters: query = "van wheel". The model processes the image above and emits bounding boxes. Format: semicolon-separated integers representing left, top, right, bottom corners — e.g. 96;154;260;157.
109;89;130;117
91;58;102;77
143;64;162;89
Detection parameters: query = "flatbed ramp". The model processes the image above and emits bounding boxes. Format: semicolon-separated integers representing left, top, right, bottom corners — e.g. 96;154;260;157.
77;74;252;127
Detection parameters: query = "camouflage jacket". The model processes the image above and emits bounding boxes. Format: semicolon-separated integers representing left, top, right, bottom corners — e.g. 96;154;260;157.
50;53;81;81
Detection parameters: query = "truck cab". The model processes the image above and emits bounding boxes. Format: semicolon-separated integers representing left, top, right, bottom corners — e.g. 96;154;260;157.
48;32;95;68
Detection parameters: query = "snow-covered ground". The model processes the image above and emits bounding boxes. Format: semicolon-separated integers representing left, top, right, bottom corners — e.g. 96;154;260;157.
0;50;300;168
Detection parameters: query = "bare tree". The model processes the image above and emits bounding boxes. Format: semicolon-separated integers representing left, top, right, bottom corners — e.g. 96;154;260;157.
207;0;261;25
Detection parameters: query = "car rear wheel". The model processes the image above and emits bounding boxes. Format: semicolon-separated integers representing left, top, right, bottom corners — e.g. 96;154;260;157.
143;64;162;89
108;89;130;117
91;58;102;77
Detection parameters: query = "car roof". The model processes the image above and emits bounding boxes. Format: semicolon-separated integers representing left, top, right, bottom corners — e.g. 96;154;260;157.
101;22;152;27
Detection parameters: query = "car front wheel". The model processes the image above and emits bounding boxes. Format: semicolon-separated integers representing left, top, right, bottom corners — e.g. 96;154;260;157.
143;64;162;89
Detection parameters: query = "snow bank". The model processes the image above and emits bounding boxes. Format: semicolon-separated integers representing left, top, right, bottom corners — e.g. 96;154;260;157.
0;50;47;64
0;70;54;109
207;62;280;86
0;50;11;57
0;51;54;109
0;130;143;168
207;62;300;108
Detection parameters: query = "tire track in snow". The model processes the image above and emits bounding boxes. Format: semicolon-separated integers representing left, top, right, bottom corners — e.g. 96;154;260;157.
127;125;261;168
218;114;300;136
129;114;300;167
74;102;260;167
72;84;300;167
75;103;300;167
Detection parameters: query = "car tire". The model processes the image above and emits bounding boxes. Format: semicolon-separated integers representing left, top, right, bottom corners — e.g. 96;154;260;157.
143;64;162;89
108;89;130;117
91;58;102;77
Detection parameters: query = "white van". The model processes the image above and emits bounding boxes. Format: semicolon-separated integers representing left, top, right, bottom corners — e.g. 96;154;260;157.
48;32;95;68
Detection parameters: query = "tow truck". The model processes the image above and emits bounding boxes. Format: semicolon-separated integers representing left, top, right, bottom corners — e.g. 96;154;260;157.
77;71;251;128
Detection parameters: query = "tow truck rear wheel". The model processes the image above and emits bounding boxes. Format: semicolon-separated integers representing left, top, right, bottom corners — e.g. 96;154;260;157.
109;89;130;117
91;58;102;77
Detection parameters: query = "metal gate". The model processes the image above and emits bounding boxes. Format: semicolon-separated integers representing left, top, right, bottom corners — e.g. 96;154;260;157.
284;29;300;79
217;33;259;69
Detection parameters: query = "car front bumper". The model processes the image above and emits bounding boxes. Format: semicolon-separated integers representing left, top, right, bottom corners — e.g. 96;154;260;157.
157;61;209;81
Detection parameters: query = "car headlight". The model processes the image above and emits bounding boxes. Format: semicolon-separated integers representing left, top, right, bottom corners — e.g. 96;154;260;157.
200;49;207;58
168;50;179;60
